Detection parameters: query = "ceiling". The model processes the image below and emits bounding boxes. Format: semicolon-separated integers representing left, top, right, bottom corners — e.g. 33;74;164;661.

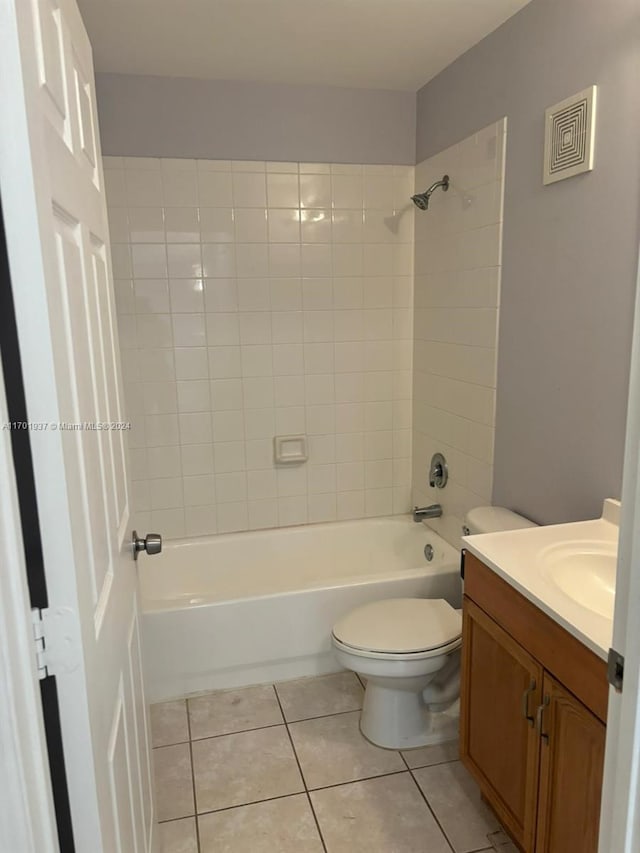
77;0;532;92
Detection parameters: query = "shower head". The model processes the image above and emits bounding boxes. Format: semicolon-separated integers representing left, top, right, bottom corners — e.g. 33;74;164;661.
411;174;450;210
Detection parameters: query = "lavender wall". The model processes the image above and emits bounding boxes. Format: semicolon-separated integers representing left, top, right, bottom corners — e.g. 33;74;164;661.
417;0;640;524
96;74;416;165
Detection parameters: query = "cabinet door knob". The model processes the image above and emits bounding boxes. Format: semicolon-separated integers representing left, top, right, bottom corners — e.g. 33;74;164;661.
521;679;537;726
535;695;551;744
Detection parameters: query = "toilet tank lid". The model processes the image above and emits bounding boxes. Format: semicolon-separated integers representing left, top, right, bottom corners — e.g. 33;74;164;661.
464;506;538;535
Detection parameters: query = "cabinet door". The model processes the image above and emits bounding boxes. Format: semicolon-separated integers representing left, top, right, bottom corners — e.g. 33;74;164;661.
535;674;605;853
461;598;543;851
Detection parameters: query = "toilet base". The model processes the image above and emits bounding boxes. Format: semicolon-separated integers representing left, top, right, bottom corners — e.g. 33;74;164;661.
359;679;459;750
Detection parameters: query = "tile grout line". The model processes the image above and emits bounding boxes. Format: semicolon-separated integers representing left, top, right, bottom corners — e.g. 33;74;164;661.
185;699;203;853
403;757;457;853
156;713;356;752
173;766;414;823
272;684;329;853
154;681;465;848
307;768;408;795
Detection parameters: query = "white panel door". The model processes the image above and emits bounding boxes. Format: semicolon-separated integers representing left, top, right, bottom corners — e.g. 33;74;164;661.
0;1;155;851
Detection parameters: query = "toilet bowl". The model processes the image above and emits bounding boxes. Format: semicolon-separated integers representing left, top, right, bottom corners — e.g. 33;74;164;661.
331;598;462;749
332;506;537;750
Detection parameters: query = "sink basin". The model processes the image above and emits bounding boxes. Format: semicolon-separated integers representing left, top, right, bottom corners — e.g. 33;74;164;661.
539;541;616;619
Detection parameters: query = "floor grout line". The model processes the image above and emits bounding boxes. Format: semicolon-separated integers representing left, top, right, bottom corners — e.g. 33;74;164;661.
189;720;285;743
402;756;460;771
272;684;328;853
407;767;457;853
153;677;475;851
191;789;308;819
285;706;364;726
184;700;202;853
308;768;410;795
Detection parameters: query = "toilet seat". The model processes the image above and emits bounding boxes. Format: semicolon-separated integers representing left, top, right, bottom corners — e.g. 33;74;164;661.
332;598;462;660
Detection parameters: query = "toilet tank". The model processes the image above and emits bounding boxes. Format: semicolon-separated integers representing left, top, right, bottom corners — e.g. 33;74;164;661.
462;506;537;536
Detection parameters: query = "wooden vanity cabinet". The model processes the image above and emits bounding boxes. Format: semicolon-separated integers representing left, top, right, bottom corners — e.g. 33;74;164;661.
462;599;542;850
535;674;605;853
461;552;608;853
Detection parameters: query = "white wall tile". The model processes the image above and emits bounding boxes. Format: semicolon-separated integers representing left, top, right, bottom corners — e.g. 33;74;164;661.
128;208;164;243
308;493;337;523
217;502;249;534
202;243;236;278
301;210;331;243
132;245;167;279
169;280;205;313
332;175;363;209
177;380;210;413
268;244;301;277
210;378;244;411
171;314;206;348
204;279;238;312
107;157;414;538
277;496;308;527
184;505;217;537
199;208;235;243
104;169;127;205
274;406;305;434
215;472;248;503
147;445;182;478
198;172;233;207
231;161;265;173
301;244;332;277
212;410;245;442
126;169;163;206
300;175;331;209
248;500;278;531
412;119;506;548
236;245;269;279
162;170;198;206
134;280;170;314
206;313;240;346
267;173;300;208
268;209;301;243
234;209;268;243
272;311;303;344
300;163;331;174
208;346;242;379
247;469;277;501
179;412;213;445
232;172;267;207
137;314;173;348
213;441;245;473
182;477;214;512
337;490;365;520
266;162;298;174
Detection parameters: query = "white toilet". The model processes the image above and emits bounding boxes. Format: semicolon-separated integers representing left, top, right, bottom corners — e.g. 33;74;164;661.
331;506;537;750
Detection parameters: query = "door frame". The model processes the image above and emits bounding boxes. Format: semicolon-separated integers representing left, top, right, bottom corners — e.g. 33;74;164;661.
598;244;640;851
0;354;58;852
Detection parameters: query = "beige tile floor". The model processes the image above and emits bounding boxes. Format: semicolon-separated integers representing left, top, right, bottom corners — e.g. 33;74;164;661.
152;672;515;853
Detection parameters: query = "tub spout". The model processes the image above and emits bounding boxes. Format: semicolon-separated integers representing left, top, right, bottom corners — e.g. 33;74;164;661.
413;504;442;522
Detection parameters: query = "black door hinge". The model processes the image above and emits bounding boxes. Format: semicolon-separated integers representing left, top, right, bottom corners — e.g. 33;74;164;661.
607;647;624;692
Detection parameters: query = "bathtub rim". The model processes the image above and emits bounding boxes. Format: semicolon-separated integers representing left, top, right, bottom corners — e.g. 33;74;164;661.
139;515;460;613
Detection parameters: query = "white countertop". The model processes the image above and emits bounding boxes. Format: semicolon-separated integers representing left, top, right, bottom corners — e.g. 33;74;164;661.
462;500;620;661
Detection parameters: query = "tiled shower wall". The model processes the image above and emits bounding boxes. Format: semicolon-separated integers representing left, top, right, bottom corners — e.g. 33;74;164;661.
104;158;414;538
412;119;506;547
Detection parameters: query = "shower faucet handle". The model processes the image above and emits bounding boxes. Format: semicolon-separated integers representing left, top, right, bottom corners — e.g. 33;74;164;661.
429;452;448;489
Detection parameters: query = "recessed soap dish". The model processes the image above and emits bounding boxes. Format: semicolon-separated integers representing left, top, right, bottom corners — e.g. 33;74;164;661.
274;434;308;465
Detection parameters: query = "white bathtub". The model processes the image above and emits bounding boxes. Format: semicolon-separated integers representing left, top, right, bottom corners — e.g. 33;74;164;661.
139;515;461;702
